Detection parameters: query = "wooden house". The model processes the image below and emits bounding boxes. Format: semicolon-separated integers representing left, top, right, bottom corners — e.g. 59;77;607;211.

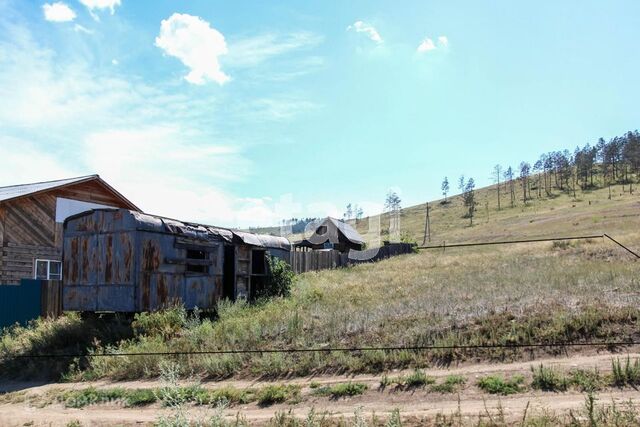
0;175;139;284
294;217;365;253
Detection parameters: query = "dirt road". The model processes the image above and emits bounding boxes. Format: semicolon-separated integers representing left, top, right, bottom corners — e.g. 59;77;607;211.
1;351;639;426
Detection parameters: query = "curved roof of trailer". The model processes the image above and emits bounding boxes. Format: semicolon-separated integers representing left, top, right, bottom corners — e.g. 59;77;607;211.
66;209;291;250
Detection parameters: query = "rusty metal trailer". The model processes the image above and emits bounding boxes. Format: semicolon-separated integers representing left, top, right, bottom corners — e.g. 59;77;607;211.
62;209;290;312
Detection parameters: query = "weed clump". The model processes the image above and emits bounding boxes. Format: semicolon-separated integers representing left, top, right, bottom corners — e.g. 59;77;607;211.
312;382;368;399
531;364;568;392
611;357;640;387
477;374;525;395
430;375;467;393
257;385;301;406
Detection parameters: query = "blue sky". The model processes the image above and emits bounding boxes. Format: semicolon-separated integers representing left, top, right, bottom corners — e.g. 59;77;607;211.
1;0;639;227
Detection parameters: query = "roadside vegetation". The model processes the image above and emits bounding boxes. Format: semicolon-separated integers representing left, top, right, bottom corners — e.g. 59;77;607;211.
1;233;639;381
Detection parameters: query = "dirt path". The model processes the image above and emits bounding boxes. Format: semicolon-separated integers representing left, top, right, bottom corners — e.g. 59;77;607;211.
2;351;640;426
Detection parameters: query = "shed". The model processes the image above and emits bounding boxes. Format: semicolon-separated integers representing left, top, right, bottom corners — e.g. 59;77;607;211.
0;175;139;284
295;217;365;252
62;209;291;312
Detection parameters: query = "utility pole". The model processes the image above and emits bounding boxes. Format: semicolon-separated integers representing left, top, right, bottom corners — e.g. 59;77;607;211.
422;202;431;245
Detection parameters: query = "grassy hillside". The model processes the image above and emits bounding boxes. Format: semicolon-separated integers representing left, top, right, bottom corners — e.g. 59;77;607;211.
271;176;640;249
357;180;640;246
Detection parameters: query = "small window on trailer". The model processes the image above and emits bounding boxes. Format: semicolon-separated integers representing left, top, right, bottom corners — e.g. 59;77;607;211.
34;259;63;280
186;249;208;274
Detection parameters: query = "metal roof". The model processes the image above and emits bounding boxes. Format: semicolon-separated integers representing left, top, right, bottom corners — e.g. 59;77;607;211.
325;217;365;244
66;209;291;250
233;230;291;251
0;175;139;210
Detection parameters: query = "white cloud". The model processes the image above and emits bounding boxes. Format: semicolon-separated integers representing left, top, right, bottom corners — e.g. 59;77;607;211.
417;35;449;53
73;23;92;34
417;38;436;53
0;9;326;227
82;126;254;223
224;32;324;68
78;0;120;15
155;13;229;85
42;2;76;22
347;21;383;44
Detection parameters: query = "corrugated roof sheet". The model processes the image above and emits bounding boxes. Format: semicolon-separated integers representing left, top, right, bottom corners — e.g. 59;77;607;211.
233;230;291;251
0;175;98;203
69;209;291;250
325;217;365;244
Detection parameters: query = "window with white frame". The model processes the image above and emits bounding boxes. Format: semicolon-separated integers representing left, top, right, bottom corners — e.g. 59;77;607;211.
34;259;63;280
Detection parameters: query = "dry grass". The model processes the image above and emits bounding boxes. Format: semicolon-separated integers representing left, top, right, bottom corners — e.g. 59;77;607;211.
2;178;638;381
69;236;640;380
277;177;640;249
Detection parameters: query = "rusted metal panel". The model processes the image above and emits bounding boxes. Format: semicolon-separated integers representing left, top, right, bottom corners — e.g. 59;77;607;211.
62;209;288;312
63;285;97;311
96;285;135;312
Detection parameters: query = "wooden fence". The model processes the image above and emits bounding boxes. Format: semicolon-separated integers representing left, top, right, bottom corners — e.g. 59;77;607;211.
289;243;414;274
41;280;63;319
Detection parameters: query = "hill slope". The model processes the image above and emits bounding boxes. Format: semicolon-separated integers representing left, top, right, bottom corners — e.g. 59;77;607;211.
271;177;640;249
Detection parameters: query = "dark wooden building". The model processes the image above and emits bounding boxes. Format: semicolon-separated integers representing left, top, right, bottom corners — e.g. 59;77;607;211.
0;175;139;284
294;217;365;253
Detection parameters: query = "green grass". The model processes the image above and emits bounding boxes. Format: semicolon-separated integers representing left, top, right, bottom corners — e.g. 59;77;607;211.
568;368;605;392
125;388;158;407
402;369;435;388
531;364;569;392
311;382;368;398
477;374;525;395
611;357;640;387
429;375;467;393
256;385;301;406
61;387;129;408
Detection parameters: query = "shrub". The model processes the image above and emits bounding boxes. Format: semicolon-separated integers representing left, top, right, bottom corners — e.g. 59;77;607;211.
568;368;604;392
611;357;640;387
530;364;568;392
61;387;127;408
132;306;188;340
312;382;368;398
402;369;435;388
259;256;295;299
477;374;525;395
430;375;467;393
256;385;300;406
125;389;157;407
208;387;255;405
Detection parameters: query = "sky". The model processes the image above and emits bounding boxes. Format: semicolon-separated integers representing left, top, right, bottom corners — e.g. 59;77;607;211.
1;0;639;227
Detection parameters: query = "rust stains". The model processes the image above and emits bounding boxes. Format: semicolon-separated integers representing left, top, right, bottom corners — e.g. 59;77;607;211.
158;274;167;305
105;235;113;283
81;238;89;282
142;239;160;271
70;237;79;283
122;233;132;282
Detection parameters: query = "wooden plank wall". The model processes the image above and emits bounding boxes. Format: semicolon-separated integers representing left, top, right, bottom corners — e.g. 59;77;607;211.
41;280;63;318
0;193;58;284
289;243;414;274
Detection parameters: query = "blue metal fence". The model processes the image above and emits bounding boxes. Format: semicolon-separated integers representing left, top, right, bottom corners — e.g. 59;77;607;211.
0;279;42;329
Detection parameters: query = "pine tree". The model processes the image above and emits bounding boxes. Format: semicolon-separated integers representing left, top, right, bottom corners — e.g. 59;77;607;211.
441;177;450;203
